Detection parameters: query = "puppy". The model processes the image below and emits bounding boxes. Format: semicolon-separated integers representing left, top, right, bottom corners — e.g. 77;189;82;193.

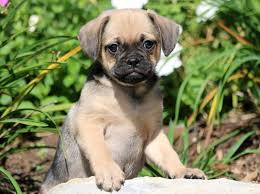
41;9;206;193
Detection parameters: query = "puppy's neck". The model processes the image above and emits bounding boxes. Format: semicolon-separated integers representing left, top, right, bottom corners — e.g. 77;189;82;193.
88;61;159;100
116;74;159;100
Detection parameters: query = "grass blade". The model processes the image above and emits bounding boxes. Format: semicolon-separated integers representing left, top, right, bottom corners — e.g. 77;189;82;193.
193;130;240;167
0;118;49;127
188;76;212;126
222;131;255;164
1;0;27;29
0;166;23;194
167;119;175;144
182;126;189;165
230;149;260;162
171;74;193;144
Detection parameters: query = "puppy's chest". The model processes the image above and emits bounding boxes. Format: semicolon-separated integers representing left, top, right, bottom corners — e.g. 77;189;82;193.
104;95;162;177
88;82;163;136
114;94;163;138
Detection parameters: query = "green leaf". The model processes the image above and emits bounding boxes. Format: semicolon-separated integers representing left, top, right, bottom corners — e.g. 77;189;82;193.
0;167;23;194
230;149;260;162
167;119;175;144
172;74;193;142
223;131;255;164
193;130;240;167
138;167;154;177
0;0;28;29
0;118;49;127
144;163;165;177
41;103;73;112
182;126;189;165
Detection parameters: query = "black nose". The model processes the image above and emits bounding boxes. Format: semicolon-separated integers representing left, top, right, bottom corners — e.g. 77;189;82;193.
127;58;140;67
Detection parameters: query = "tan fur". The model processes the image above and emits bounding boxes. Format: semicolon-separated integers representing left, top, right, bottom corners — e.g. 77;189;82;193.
42;9;205;193
75;10;205;192
101;10;161;72
73;76;163;181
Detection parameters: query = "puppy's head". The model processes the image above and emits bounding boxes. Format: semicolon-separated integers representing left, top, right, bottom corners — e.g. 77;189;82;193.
78;9;180;86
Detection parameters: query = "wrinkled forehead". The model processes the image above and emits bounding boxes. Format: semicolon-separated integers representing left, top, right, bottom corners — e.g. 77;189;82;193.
102;10;158;45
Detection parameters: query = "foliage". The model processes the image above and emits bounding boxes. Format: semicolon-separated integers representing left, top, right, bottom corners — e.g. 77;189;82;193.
0;0;259;193
0;0;110;148
143;0;260;178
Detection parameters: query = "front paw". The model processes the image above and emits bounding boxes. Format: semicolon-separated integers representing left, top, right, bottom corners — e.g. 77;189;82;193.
169;167;207;180
93;161;125;192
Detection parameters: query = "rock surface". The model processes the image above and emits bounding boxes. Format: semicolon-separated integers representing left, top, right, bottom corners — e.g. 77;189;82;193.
48;176;260;194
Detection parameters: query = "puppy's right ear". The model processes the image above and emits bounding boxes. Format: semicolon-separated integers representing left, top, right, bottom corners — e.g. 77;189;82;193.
147;10;181;57
78;14;109;60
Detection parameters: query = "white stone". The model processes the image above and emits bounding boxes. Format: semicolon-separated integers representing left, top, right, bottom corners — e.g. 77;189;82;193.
48;176;260;194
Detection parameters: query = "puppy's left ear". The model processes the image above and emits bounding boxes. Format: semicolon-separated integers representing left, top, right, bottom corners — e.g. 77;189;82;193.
147;10;181;56
78;13;110;60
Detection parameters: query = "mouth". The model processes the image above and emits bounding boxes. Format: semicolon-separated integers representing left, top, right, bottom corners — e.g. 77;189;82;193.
123;71;146;84
113;68;152;85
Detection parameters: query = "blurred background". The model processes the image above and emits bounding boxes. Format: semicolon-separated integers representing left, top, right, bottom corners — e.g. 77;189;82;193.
0;0;259;193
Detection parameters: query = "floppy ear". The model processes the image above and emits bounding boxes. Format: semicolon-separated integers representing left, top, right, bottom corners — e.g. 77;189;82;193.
147;10;181;56
78;15;109;60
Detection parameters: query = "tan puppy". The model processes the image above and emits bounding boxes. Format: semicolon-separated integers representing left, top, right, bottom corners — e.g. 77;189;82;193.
41;9;206;193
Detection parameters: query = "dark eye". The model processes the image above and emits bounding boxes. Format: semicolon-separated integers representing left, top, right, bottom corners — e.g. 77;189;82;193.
143;40;155;50
107;44;118;54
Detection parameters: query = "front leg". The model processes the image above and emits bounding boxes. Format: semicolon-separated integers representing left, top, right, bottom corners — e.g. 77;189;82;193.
75;115;125;191
144;130;206;179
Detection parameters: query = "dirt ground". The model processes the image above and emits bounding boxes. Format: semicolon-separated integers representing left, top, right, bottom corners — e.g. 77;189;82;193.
1;112;259;194
0;134;58;193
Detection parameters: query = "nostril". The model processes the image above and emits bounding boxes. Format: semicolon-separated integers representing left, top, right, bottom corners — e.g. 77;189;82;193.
127;58;139;66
